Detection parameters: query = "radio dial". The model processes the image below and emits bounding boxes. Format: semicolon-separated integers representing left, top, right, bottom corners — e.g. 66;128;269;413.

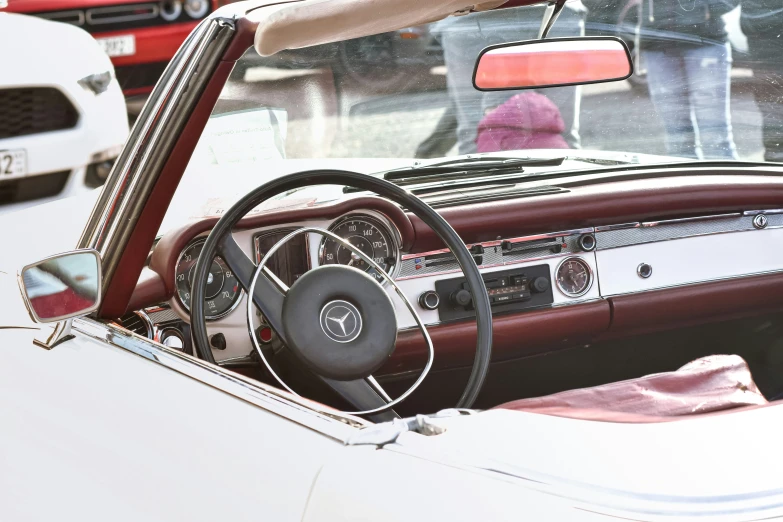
451;289;473;308
530;277;550;294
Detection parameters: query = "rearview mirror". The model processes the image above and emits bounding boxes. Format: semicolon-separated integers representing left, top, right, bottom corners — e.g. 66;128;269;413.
473;37;633;91
19;250;101;323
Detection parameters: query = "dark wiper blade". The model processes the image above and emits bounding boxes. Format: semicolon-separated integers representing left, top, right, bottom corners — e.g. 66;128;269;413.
565;155;639;166
382;156;565;181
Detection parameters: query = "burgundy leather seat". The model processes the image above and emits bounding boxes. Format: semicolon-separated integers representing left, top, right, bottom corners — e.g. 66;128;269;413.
495;355;768;423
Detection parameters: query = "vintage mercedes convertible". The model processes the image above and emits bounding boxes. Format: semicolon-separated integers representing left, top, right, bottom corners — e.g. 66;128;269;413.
2;0;783;520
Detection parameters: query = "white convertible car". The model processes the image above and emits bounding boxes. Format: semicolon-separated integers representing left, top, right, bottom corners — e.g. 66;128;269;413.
0;2;127;212
2;0;783;520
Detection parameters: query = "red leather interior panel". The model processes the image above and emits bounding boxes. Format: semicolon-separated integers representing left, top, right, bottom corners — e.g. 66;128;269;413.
125;268;168;314
494;354;768;421
606;272;783;339
383;300;611;375
408;174;783;251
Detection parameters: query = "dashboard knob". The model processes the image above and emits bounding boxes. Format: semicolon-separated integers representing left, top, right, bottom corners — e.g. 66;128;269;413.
530;277;550;294
210;333;227;351
418;291;441;311
451;289;473;308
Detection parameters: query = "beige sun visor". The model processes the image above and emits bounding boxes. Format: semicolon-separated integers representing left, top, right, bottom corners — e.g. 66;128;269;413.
252;0;525;57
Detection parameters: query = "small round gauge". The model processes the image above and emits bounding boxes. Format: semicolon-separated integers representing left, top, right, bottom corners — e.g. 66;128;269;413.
555;257;593;298
176;240;241;320
319;215;398;283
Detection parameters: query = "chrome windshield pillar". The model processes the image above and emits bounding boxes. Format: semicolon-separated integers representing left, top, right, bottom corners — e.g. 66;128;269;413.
77;17;235;298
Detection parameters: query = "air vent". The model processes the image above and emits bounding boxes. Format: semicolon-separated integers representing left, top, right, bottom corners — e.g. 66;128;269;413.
117;311;153;339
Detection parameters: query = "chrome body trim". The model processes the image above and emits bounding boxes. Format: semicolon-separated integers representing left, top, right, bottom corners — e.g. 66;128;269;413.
78;18;233;295
86;3;159;24
72;317;367;440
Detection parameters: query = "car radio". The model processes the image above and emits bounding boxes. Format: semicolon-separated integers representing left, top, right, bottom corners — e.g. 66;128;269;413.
427;264;553;321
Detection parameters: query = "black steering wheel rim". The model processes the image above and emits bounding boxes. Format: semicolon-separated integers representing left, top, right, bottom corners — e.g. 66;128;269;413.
190;170;493;410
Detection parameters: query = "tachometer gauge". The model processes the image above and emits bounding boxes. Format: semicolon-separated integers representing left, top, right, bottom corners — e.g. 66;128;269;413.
319;215;398;283
555;257;592;298
176;240;241;320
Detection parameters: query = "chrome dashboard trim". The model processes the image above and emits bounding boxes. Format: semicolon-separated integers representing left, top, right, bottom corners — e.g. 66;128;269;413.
594;211;782;251
400;227;594;262
72;317;367;440
744;209;783;216
640;213;742;227
397;228;591;281
594;222;640;232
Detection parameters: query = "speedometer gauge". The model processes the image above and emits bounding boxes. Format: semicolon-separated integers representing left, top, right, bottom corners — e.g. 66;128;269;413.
176;240;241;320
319;215;399;283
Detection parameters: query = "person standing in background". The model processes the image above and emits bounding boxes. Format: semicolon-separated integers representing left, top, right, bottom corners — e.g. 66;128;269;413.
636;0;739;160
433;2;587;156
740;1;783;162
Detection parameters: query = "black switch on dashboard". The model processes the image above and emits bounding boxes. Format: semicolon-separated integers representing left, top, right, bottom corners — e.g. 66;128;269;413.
530;277;550;294
451;289;473;308
210;333;227;351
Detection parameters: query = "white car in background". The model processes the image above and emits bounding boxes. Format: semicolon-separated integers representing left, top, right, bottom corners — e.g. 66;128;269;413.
0;2;128;213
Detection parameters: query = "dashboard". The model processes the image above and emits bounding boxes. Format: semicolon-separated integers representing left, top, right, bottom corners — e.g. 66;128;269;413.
121;172;783;376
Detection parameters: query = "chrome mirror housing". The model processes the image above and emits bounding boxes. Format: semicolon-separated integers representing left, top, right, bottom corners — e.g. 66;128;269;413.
18;250;102;324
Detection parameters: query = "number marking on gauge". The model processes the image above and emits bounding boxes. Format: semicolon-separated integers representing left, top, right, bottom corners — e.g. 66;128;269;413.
555;257;593;298
175;240;242;319
320;216;398;283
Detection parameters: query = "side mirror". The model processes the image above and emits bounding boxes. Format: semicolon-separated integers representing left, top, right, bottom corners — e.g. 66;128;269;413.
473;37;633;91
19;250;102;323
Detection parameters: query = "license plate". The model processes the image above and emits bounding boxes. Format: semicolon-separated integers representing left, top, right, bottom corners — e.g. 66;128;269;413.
0;149;27;179
96;35;136;57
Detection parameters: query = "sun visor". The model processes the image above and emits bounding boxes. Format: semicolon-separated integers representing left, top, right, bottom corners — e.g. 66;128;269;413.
251;0;531;57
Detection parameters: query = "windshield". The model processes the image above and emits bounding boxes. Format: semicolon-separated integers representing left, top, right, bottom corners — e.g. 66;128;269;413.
171;0;779;230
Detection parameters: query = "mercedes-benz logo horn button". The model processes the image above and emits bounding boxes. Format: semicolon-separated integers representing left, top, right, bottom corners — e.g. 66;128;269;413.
320;300;363;343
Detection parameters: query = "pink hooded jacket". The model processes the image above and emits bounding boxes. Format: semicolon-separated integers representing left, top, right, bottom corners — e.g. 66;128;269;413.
476;92;570;153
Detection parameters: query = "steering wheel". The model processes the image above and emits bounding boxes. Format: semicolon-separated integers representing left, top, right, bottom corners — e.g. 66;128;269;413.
190;170;492;417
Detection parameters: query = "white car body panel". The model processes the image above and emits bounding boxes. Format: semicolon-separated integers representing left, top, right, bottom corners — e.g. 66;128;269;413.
0;12;128;213
0;320;343;521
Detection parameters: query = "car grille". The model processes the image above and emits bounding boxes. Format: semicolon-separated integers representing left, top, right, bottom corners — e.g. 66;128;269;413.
0;88;79;140
115;61;169;92
32;1;214;34
0;170;70;205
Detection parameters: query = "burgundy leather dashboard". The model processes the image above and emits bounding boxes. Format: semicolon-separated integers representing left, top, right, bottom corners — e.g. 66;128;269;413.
129;170;783;371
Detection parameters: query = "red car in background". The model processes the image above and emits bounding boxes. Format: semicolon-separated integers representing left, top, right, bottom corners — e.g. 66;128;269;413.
7;0;228;97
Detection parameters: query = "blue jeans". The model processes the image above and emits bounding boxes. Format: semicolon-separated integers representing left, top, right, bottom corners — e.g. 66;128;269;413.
643;43;738;160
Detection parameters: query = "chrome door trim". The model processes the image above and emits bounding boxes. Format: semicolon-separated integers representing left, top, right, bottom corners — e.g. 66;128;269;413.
72;317;368;441
78;17;234;296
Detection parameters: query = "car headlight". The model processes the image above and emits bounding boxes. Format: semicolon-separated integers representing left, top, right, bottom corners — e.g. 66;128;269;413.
160;0;183;21
183;0;209;19
79;71;113;95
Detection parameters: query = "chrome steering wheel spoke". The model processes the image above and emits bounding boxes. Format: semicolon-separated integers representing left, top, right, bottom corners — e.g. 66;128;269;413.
247;226;435;416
